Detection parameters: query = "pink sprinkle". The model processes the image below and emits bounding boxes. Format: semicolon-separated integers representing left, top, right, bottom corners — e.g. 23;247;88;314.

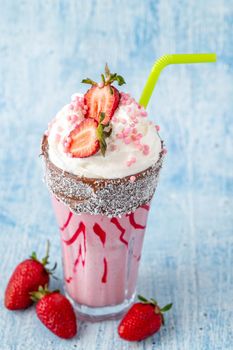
116;133;124;139
55;134;61;142
143;144;150;155
120;100;127;106
67;115;72;121
130;176;136;183
131;134;136;141
155;125;160;131
141;110;147;117
136;133;143;140
131;156;136;163
122;128;130;137
71;115;78;122
112;116;118;122
137;144;143;151
124;137;131;144
130;123;136;128
73;101;80;110
134;139;140;145
121;118;127;124
127;161;132;167
132;128;137;134
163;148;168;154
69;104;74;110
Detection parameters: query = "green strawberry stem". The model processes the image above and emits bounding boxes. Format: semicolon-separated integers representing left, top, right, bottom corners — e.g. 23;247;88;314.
96;112;112;156
82;64;126;87
137;294;172;324
30;241;58;278
30;285;60;303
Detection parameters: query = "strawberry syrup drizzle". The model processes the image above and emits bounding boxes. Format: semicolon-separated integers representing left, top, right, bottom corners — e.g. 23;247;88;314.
141;204;150;211
60;212;73;231
65;277;72;283
110;217;128;247
101;257;108;283
63;221;86;248
73;245;85;272
93;223;106;246
127;212;145;229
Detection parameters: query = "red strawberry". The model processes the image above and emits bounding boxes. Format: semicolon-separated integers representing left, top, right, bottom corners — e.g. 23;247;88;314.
82;64;125;125
68;118;100;158
84;85;120;125
31;286;77;339
118;295;172;342
4;241;56;310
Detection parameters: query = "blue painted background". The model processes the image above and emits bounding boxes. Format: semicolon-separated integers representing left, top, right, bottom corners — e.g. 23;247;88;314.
0;1;232;349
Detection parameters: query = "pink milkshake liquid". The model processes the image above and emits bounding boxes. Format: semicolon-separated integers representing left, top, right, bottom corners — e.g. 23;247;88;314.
52;196;150;320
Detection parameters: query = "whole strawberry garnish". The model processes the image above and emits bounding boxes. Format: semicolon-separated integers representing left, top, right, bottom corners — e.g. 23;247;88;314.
31;286;77;339
82;64;125;125
118;295;172;342
68;113;112;157
4;241;56;310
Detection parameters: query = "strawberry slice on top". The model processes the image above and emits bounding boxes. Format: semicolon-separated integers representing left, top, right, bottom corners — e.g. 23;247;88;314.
82;64;125;125
68;118;100;158
85;85;120;125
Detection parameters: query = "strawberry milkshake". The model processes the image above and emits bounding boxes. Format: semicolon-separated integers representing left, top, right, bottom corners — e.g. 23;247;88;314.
41;65;164;320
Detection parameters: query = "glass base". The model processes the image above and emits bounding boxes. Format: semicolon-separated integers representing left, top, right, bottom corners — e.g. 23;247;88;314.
65;290;135;322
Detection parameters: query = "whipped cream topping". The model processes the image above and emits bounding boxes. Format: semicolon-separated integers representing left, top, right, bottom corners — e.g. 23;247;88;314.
46;92;162;179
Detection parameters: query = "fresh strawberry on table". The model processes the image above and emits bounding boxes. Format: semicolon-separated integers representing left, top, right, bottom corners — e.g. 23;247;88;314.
31;286;77;339
4;241;56;310
82;63;125;125
118;295;172;342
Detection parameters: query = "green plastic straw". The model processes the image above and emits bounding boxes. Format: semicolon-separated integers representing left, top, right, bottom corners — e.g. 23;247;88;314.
139;53;217;108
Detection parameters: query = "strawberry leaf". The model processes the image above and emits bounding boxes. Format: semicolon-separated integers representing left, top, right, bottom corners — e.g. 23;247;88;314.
81;78;97;86
30;252;38;261
99;112;105;124
96;112;112;156
101;74;105;84
116;75;126;86
160;303;173;313
150;298;158;305
138;295;149;303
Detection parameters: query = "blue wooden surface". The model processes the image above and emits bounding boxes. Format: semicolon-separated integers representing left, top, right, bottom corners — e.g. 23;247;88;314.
0;1;233;349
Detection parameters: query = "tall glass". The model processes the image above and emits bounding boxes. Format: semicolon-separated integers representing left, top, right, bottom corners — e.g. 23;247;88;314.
42;134;163;321
52;196;150;321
